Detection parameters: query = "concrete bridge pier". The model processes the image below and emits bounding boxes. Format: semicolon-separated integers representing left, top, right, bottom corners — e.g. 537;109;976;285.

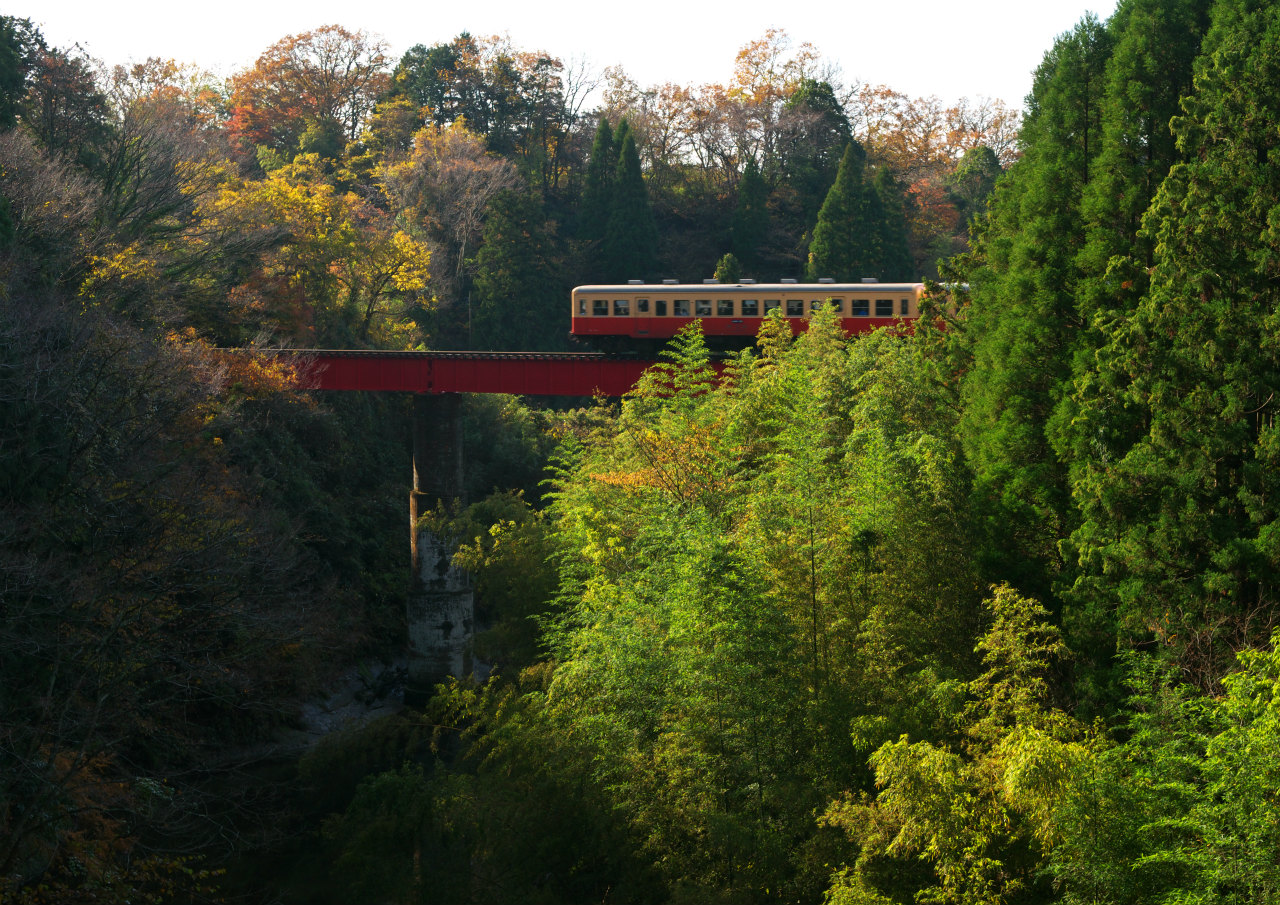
407;392;473;697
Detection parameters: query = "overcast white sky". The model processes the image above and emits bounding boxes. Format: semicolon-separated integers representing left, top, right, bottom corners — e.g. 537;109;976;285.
12;0;1119;110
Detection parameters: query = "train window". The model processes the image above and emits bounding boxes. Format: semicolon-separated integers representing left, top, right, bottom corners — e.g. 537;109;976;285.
786;299;804;316
741;299;759;315
717;299;734;316
900;298;911;315
809;299;823;312
828;298;844;313
656;299;668;316
852;298;870;316
578;299;586;315
593;299;608;316
764;299;781;313
876;298;893;316
695;299;712;316
638;298;649;313
674;299;690;316
614;299;630;316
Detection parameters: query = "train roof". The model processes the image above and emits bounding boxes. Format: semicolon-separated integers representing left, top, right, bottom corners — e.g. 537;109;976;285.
572;282;924;293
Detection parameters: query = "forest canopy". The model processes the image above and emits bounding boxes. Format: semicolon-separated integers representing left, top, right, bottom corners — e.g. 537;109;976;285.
8;4;1280;905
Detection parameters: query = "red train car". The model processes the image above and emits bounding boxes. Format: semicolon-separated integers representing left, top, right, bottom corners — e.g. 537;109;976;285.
571;280;924;349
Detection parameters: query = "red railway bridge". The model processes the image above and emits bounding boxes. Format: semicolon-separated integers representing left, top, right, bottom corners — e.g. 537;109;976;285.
295;349;658;396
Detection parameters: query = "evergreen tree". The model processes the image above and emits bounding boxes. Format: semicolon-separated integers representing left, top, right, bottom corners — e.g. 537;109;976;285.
392;38;466;127
953;16;1113;600
0;19;28;253
613;117;632;156
1066;0;1280;678
470;189;566;352
602;131;658;281
803;142;909;283
1071;0;1212;322
872;168;913;281
578;116;614;241
0;17;39;131
805;143;872;281
730;157;769;274
714;252;742;283
1046;0;1212;676
776;79;852;235
945;146;1003;224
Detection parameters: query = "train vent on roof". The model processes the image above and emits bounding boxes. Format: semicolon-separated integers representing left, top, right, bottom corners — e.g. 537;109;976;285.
703;278;718;283
662;279;678;284
861;277;878;283
818;277;835;283
741;278;756;284
627;279;643;285
781;278;797;283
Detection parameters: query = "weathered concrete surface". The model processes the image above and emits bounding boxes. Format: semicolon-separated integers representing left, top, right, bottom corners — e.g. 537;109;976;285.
407;393;473;693
407;510;473;683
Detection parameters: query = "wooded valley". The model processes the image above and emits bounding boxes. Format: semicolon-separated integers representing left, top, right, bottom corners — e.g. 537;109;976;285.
5;1;1280;902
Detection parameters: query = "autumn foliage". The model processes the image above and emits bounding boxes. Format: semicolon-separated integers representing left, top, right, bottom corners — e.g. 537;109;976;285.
227;25;389;155
0;14;1026;904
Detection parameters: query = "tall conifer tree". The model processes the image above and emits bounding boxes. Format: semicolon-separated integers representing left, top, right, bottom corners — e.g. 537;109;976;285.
1071;0;1212;319
0;17;37;131
872;168;912;281
804;141;909;283
954;16;1113;598
471;189;565;351
805;143;871;281
1066;0;1280;675
603;131;658;281
945;146;1003;224
731;157;769;274
613;117;631;157
579;117;614;242
1046;0;1213;666
777;79;851;230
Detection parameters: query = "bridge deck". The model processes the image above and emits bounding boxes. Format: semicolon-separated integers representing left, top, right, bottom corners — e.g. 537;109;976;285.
292;350;660;396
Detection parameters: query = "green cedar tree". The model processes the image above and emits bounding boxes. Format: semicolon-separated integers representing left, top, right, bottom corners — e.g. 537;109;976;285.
872;168;913;281
578;116;614;242
470;189;567;352
954;15;1113;600
602;131;658;281
392;39;464;124
1066;0;1280;678
776;78;852;233
731;157;769;274
612;117;631;157
1045;0;1212;678
0;16;40;131
945;146;1003;224
805;142;874;281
